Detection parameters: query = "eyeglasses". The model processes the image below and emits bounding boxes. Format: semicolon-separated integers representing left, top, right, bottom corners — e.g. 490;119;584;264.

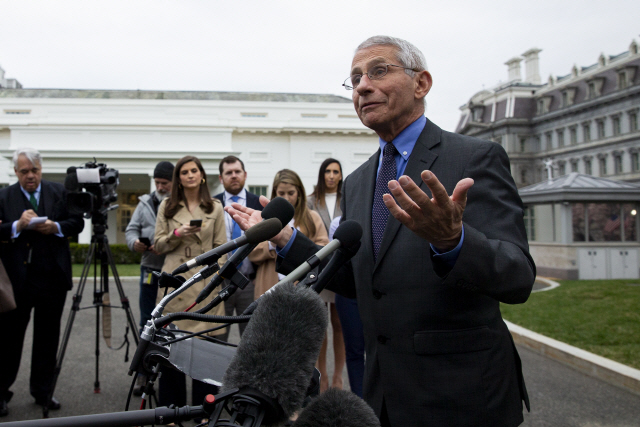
343;63;420;90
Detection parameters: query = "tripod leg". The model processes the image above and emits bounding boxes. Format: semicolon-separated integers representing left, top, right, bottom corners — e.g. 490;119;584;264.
103;237;140;345
43;241;97;417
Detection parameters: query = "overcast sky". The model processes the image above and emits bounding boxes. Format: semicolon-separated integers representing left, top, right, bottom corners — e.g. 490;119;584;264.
1;0;638;132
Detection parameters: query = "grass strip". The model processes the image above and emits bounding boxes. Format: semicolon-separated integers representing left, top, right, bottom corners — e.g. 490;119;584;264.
72;263;141;278
501;279;640;370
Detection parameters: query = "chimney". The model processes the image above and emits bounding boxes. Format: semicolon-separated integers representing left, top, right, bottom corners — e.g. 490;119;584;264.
504;57;522;82
522;48;542;84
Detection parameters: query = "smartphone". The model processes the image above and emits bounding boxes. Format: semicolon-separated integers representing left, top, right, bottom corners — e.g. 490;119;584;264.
139;237;151;247
190;219;203;227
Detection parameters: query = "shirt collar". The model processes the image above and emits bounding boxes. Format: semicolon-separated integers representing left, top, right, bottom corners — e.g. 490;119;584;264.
224;188;246;202
378;115;426;160
20;183;42;197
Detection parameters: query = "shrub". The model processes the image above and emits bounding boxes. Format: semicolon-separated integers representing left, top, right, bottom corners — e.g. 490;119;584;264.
70;243;142;264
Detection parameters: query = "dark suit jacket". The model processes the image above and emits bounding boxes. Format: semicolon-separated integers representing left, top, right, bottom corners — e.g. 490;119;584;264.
214;190;263;211
0;181;84;293
279;120;535;427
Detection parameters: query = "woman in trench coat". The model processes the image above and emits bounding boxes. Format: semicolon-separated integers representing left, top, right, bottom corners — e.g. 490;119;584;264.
154;155;227;412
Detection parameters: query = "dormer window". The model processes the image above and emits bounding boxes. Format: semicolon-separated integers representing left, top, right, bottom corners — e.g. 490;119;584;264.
471;105;485;122
536;96;552;115
586;77;605;99
617;66;637;90
561;87;577;107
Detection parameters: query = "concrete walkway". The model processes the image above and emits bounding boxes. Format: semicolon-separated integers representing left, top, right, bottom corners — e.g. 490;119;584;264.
2;276;639;426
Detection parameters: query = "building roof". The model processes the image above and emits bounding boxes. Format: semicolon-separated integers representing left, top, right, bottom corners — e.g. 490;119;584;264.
519;172;640;204
0;88;352;103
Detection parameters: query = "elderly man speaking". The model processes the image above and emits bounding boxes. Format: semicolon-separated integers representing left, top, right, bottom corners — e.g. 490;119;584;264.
227;36;535;427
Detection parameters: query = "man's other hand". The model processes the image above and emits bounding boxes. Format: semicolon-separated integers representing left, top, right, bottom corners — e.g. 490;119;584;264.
33;219;60;235
384;170;474;252
16;209;38;232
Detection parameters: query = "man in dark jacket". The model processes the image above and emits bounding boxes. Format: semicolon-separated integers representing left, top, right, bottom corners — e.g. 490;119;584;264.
226;36;535;427
0;148;84;416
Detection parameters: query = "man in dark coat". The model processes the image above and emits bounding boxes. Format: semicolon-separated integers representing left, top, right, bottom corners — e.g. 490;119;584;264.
0;148;84;416
214;155;263;339
226;36;535;427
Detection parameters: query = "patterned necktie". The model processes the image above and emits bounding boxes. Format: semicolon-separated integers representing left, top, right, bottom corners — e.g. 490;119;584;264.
372;143;398;261
29;192;38;210
230;195;242;253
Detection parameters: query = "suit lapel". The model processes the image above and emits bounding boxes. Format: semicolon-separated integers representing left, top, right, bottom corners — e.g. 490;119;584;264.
373;120;442;271
39;181;53;217
13;184;31;219
351;153;378;269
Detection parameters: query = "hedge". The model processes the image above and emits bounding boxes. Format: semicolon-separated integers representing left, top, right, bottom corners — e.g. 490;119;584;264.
70;243;142;264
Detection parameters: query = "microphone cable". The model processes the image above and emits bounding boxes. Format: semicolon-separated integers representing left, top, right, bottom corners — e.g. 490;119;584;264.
153;312;251;329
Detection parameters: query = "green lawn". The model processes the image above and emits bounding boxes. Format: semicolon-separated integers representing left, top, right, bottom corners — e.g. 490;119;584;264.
72;264;140;277
501;279;640;370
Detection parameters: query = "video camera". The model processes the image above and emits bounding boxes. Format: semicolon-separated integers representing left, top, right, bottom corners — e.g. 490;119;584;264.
65;159;119;218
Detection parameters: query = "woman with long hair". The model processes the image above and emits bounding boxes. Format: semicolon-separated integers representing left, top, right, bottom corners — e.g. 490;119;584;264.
249;169;329;298
307;159;347;392
153;155;227;412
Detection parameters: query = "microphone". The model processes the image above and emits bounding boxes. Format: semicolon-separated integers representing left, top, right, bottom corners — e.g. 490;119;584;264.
285;220;362;285
242;220;362;316
309;240;360;294
292;389;381;427
171;217;283;275
221;282;327;425
193;197;296;305
194;240;256;305
260;196;295;226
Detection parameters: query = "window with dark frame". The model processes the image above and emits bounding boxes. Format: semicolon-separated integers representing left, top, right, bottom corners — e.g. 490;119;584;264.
597;120;606;139
570;127;577;145
614;155;623;174
583;123;591;142
599;157;608;175
613;116;621;136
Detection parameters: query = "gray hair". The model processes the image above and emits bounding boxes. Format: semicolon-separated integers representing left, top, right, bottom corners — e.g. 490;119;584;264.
356;35;428;76
13;147;42;169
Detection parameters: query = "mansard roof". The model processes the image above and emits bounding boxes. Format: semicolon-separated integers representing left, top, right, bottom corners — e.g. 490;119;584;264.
0;88;352;103
519;172;640;204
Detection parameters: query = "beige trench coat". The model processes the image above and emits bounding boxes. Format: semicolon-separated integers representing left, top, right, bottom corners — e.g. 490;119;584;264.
154;198;228;335
249;210;329;299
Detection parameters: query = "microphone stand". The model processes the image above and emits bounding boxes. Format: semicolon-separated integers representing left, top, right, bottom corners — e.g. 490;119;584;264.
0;389;239;427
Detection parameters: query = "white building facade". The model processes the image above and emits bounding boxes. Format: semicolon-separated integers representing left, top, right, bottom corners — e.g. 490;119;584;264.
0;85;377;244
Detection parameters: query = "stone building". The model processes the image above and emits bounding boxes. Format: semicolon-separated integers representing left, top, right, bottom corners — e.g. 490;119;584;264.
457;39;639;187
457;40;640;278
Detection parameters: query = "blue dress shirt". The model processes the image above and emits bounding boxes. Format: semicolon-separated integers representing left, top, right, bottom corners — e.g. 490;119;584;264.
279;116;463;268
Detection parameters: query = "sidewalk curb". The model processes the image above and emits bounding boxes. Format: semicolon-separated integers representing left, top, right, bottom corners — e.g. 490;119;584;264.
506;320;640;396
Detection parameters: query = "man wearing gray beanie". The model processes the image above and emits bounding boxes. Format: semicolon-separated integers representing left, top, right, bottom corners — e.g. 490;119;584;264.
125;160;174;395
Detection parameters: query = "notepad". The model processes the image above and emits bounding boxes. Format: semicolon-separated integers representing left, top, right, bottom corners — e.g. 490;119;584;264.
26;216;48;229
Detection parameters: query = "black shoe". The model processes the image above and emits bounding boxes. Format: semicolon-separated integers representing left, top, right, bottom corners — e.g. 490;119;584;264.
35;396;61;410
0;400;8;417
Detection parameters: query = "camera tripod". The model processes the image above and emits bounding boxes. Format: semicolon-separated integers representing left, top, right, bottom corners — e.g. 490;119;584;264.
43;219;140;417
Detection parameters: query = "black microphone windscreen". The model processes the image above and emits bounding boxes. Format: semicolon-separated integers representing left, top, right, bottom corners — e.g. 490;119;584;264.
293;389;381;427
222;282;327;421
262;197;295;229
333;220;363;249
244;217;283;244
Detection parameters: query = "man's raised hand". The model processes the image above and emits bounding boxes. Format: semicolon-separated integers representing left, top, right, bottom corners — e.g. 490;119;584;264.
383;170;474;252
